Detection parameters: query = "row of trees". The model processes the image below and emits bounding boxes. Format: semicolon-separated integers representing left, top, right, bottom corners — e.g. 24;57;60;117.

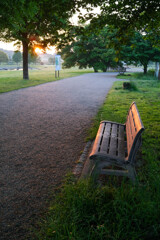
61;27;118;72
0;51;8;64
0;50;41;65
0;0;160;78
61;27;160;74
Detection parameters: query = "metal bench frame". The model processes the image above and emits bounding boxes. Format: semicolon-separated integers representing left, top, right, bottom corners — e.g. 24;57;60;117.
89;102;144;182
117;67;126;74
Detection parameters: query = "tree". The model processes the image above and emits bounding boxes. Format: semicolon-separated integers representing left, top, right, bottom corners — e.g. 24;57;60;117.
28;53;41;65
83;1;160;39
12;51;22;66
121;32;160;74
0;51;9;64
61;27;120;72
48;57;55;65
0;0;84;79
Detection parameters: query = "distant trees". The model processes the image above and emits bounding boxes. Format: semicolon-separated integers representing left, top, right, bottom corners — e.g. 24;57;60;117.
0;51;9;64
12;51;22;66
48;57;55;65
12;51;41;65
61;25;160;75
121;32;160;74
28;53;41;65
61;27;120;72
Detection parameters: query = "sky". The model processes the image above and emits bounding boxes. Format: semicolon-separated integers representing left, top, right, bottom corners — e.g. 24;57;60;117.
0;41;57;54
0;41;16;51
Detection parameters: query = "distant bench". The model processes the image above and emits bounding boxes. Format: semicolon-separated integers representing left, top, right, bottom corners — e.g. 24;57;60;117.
117;66;126;74
89;102;144;183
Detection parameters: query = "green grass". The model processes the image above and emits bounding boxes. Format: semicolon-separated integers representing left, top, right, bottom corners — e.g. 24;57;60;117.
117;70;157;81
0;66;93;93
34;72;160;240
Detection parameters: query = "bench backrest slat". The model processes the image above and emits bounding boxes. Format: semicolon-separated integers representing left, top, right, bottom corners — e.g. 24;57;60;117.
125;102;144;163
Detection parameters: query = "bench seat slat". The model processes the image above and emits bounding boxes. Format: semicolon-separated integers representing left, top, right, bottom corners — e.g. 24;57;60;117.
126;120;132;157
90;122;126;161
132;104;144;132
100;123;111;153
129;110;137;140
90;123;105;156
118;125;125;158
108;124;118;156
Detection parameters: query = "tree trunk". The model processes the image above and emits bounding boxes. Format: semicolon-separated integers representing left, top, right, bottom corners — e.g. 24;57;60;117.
155;62;159;78
22;39;29;80
93;68;98;72
158;63;160;80
143;64;147;74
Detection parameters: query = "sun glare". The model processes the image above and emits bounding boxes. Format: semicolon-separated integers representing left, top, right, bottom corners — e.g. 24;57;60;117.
46;46;57;54
34;47;44;54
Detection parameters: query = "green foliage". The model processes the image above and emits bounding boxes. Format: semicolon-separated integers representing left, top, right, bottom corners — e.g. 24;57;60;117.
0;50;9;64
48;57;55;65
61;26;120;72
121;32;160;74
12;51;22;64
0;0;81;79
117;72;157;81
86;0;160;45
123;81;138;91
28;53;41;64
35;176;160;240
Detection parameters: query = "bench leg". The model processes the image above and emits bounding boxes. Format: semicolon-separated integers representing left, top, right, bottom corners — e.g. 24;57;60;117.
127;165;137;183
90;159;138;184
90;163;102;183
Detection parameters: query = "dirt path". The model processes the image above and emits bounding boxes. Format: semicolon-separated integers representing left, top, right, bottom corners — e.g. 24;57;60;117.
0;73;118;239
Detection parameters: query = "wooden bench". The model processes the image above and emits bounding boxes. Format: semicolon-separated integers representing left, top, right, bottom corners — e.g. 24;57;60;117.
117;67;126;74
89;102;144;183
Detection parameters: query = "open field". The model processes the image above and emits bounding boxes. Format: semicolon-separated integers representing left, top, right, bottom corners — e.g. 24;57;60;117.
0;66;94;93
35;73;160;240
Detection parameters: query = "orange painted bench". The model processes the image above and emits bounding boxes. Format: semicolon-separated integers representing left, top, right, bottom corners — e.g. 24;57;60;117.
89;102;144;183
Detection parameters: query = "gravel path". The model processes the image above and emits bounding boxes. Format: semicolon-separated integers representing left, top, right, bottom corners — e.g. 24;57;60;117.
0;72;118;240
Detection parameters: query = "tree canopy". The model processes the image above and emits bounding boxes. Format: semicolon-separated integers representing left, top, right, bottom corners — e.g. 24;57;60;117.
28;53;41;64
1;0;160;78
61;27;120;72
86;1;160;30
0;0;87;79
121;31;160;74
0;51;9;64
12;51;22;65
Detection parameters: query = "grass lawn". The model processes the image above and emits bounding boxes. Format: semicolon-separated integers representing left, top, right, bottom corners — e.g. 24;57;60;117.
0;66;93;93
34;72;160;240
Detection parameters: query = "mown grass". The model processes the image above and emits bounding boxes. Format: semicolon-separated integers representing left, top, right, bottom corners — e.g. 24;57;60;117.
34;72;160;240
0;66;93;93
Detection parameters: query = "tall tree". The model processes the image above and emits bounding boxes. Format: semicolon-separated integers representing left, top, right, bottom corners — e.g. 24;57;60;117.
12;51;22;66
121;32;160;74
0;0;83;79
48;57;55;65
61;27;120;72
0;51;9;64
28;53;41;65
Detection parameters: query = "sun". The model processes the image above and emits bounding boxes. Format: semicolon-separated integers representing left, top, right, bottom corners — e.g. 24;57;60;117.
34;47;44;54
